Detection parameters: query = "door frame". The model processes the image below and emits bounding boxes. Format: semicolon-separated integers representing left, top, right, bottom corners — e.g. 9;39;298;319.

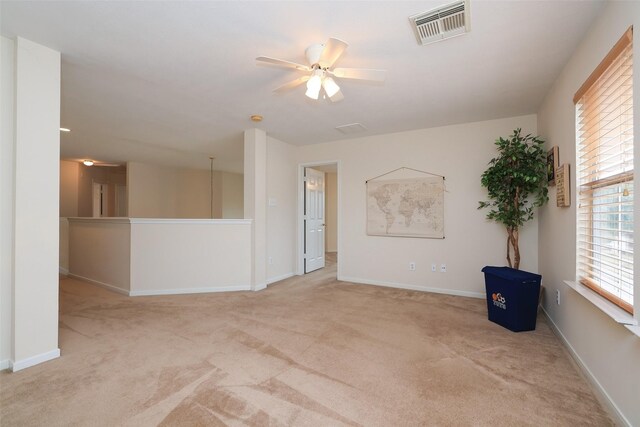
296;160;342;278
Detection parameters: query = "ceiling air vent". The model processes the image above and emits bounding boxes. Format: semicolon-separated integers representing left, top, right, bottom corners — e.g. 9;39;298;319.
409;0;470;46
335;123;367;135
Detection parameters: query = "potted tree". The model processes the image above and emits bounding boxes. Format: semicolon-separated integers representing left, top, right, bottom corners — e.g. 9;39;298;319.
479;128;549;269
478;128;549;332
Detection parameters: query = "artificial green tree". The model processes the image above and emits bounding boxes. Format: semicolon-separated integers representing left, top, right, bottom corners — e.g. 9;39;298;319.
479;128;549;270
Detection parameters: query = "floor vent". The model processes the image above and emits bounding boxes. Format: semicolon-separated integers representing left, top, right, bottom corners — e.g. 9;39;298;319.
335;123;367;135
409;0;469;46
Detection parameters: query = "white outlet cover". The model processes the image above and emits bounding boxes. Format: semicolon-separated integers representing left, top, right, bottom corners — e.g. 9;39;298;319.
268;197;277;207
440;264;446;272
432;264;436;272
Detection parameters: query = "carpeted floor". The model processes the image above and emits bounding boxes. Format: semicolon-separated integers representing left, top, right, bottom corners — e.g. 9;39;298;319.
0;253;612;426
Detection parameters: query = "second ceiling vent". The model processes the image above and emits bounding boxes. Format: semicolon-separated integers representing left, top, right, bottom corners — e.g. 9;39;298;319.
409;0;470;46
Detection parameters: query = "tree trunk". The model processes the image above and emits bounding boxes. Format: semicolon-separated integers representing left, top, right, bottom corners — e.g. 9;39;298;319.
506;227;520;270
506;232;512;268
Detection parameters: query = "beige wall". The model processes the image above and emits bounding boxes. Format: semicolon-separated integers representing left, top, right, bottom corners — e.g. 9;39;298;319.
67;218;252;295
222;172;244;219
537;2;640;425
59;218;69;274
128;162;243;219
68;219;131;293
266;136;297;283
295;114;539;297
130;220;251;294
325;172;338;253
60;160;79;217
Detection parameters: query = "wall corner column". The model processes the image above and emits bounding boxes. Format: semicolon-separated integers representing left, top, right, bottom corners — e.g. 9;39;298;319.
9;37;61;371
244;129;267;291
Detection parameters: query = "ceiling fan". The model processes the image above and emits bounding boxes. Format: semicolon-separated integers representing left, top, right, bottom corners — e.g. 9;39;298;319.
82;159;122;167
256;38;386;102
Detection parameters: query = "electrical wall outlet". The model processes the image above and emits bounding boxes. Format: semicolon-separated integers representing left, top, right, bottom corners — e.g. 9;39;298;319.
431;263;437;272
409;262;416;271
440;264;446;273
556;289;560;305
268;256;273;265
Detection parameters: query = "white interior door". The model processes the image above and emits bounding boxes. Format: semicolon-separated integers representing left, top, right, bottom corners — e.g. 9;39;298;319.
92;182;108;218
305;168;325;273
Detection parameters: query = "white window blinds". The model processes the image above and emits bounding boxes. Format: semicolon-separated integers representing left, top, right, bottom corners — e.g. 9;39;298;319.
575;27;634;314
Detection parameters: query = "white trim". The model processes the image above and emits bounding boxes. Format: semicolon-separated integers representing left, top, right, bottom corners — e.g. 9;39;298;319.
11;348;60;372
563;280;637;325
67;217;131;224
253;282;267;292
129;285;251;297
266;272;295;285
66;217;252;226
339;276;485;299
0;359;9;371
130;218;252;225
541;307;631;427
59;266;69;275
68;274;130;296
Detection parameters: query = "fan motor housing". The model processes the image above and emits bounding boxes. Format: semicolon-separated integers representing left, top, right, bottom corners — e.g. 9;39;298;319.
305;43;325;67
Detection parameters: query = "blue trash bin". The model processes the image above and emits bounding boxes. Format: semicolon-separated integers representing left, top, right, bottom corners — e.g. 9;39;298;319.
481;266;542;332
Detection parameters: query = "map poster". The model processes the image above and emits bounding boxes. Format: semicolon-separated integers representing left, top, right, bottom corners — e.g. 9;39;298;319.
367;176;444;238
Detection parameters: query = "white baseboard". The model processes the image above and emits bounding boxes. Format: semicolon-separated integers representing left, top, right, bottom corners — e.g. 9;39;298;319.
266;272;295;286
338;276;485;299
253;282;267;292
541;308;630;427
130;285;251;297
0;359;9;371
11;348;60;372
68;274;130;296
59;266;69;275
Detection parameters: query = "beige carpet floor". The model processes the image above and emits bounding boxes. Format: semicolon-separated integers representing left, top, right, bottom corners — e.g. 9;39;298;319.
1;254;612;426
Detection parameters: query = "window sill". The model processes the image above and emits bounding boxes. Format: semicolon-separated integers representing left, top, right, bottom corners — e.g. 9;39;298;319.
563;280;637;326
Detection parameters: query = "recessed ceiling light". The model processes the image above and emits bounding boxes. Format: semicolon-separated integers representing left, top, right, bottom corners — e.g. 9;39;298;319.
250;115;263;122
60;127;71;132
83;160;94;166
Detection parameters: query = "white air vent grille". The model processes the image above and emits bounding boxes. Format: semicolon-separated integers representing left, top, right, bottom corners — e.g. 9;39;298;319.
409;0;469;46
335;123;367;135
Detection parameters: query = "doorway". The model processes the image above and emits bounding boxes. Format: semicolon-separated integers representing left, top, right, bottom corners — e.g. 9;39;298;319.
92;182;109;218
298;161;340;278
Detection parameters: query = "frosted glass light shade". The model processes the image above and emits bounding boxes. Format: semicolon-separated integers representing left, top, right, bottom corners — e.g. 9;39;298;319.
322;77;340;98
305;74;322;100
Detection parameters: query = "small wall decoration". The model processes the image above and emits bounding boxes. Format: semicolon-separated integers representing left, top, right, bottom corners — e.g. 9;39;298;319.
366;167;445;238
547;146;559;185
556;163;570;207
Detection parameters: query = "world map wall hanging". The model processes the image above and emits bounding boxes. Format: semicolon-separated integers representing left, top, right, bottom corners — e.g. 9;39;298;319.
366;168;445;238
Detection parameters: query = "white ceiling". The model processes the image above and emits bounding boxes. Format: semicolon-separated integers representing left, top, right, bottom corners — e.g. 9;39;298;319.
1;1;604;173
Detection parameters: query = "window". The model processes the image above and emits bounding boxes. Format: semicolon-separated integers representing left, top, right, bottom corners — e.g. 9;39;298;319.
575;27;634;314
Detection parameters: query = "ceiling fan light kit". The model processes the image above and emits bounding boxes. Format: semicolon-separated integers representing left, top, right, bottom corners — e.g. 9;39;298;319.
305;68;324;100
257;37;386;102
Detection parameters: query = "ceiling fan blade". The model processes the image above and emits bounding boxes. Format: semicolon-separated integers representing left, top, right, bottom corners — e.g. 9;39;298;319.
328;89;344;103
332;68;386;82
256;56;310;72
319;38;348;68
273;75;310;93
94;162;122;167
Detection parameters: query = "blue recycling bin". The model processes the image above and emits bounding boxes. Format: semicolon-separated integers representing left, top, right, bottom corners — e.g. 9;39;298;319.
481;266;542;332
